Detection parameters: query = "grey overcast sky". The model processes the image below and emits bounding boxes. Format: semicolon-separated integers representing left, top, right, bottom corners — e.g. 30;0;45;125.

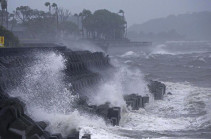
9;0;211;26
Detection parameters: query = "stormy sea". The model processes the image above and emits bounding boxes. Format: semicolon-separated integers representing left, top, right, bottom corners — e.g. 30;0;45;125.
8;41;211;139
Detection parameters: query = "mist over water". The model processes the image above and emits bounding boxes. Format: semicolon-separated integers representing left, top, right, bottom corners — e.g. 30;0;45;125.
89;60;148;107
63;39;105;52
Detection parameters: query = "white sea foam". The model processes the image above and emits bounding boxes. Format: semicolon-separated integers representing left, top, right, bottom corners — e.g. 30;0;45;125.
120;82;211;131
89;59;148;107
151;44;174;55
7;49;211;138
120;51;140;58
151;41;211;55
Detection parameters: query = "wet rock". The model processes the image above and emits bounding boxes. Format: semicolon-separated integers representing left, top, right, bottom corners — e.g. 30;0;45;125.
0;105;17;136
85;103;121;126
29;134;41;139
142;96;149;107
148;80;166;100
124;94;149;109
124;94;143;110
107;107;121;126
67;130;79;139
0;98;49;139
81;134;91;139
167;92;172;95
36;121;48;130
49;133;63;139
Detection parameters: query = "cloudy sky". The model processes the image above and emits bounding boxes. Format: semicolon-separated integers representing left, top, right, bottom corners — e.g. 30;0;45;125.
9;0;211;26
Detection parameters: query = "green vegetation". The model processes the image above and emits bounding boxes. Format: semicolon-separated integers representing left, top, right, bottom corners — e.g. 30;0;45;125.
0;25;19;47
1;1;127;41
13;5;79;40
82;9;126;40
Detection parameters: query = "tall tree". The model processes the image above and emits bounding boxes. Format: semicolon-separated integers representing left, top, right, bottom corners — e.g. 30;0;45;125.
44;2;51;13
79;9;92;38
58;8;71;23
83;9;126;40
0;0;8;28
74;13;80;30
0;0;7;10
15;6;33;23
119;9;124;17
52;3;58;31
119;9;127;38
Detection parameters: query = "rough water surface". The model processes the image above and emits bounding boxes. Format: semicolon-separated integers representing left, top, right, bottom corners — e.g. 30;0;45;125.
8;41;211;138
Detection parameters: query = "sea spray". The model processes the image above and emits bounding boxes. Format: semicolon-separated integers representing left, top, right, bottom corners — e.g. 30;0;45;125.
7;50;122;137
7;51;87;136
87;57;148;108
121;82;211;131
9;51;75;113
63;40;104;52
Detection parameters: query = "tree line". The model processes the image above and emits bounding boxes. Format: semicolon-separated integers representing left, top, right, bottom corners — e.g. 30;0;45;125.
81;9;126;40
1;1;127;41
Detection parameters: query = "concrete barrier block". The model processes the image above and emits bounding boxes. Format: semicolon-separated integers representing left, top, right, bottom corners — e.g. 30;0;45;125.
124;94;144;110
36;121;48;130
29;134;41;139
142;96;149;107
107;107;121;126
50;133;63;139
82;134;91;139
66;130;79;139
148;80;166;100
0;106;18;135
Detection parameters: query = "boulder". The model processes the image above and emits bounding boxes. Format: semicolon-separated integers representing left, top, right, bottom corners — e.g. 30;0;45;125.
167;92;172;95
81;134;91;139
148;80;166;100
124;94;143;110
107;107;121;126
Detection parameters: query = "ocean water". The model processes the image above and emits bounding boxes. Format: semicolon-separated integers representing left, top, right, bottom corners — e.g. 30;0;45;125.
8;41;211;138
110;41;211;138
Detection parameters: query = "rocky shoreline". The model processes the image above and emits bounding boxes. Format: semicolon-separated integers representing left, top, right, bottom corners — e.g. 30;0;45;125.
0;46;166;139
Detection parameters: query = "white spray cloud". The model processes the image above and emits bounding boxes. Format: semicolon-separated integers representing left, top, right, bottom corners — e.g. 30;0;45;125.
7;51;111;137
89;58;148;107
9;51;76;113
62;39;105;52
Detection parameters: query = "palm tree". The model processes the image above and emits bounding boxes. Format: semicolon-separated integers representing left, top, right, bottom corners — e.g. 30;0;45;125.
1;0;7;10
45;2;51;13
78;10;92;38
74;13;80;28
52;3;57;9
79;12;84;38
119;9;127;38
82;9;91;17
52;3;58;31
10;13;16;31
119;9;124;17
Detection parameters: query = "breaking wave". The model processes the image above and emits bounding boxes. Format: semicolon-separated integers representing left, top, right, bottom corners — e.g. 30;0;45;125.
7;41;211;138
120;51;140;58
151;41;211;55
